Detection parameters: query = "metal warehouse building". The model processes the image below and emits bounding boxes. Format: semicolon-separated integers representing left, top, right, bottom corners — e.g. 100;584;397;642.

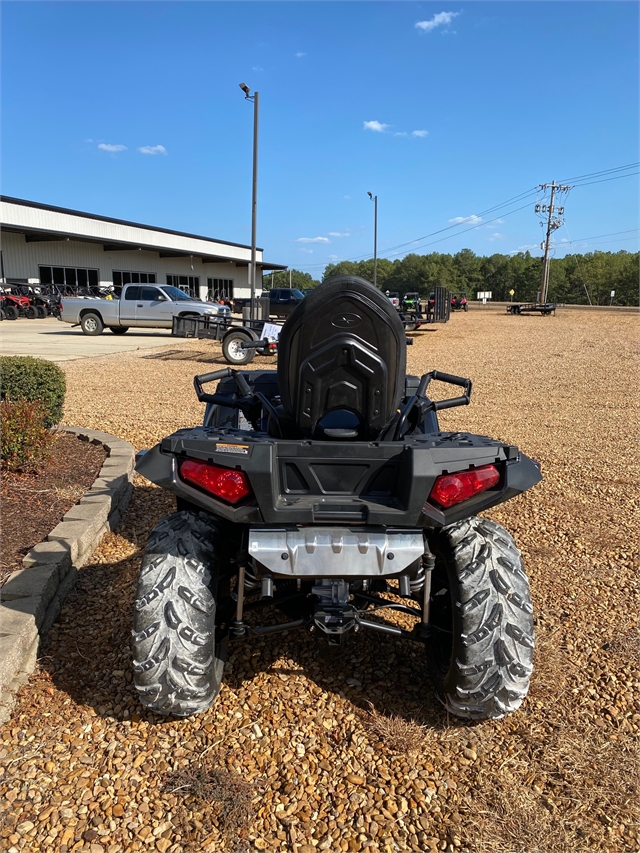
0;197;285;302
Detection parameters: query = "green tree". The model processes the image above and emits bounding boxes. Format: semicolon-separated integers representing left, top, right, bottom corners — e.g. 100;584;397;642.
263;269;320;290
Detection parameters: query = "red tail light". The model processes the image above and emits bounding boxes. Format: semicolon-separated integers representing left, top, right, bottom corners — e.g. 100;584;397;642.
180;459;251;504
428;464;500;509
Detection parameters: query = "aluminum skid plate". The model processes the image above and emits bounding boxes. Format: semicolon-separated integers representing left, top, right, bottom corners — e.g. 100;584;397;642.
249;527;424;577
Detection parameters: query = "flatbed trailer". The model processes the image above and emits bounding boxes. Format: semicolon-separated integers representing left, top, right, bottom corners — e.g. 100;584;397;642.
507;302;556;316
172;314;281;365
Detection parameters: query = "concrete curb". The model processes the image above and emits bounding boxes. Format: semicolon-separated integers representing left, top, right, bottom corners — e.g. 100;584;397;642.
0;427;135;723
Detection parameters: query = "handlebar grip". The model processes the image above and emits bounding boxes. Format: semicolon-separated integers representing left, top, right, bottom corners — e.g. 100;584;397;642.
195;368;233;384
430;370;471;390
433;395;471;411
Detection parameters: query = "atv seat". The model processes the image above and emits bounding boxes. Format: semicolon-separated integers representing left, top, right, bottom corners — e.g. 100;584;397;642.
277;276;407;440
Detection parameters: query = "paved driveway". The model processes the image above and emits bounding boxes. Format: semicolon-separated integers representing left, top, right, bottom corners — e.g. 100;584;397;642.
0;318;174;361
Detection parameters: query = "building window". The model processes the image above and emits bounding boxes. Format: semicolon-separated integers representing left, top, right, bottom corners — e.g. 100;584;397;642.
39;266;99;290
208;278;234;300
166;274;199;297
113;270;156;289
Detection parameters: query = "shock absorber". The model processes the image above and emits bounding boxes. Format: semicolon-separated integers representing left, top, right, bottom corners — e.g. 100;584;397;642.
410;564;426;595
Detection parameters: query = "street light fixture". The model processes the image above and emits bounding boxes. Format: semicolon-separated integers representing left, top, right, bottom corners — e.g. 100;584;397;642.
239;82;259;320
367;191;378;288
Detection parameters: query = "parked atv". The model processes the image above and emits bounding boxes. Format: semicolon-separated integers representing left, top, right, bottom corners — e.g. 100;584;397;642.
402;292;421;312
14;284;59;318
134;276;540;721
451;291;468;312
0;290;32;320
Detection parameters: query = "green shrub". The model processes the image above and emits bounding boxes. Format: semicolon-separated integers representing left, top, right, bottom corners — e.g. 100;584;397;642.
0;356;66;428
0;399;55;472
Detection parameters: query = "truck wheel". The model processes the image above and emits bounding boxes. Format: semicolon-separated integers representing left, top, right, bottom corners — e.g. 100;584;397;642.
110;326;129;335
426;517;534;720
222;330;255;365
24;306;37;319
80;312;104;335
132;510;226;717
4;305;18;320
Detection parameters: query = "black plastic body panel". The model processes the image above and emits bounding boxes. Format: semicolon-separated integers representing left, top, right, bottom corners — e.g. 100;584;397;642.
136;427;542;529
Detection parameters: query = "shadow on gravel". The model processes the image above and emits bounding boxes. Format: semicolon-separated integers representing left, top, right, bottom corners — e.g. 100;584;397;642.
140;348;277;368
41;484;465;732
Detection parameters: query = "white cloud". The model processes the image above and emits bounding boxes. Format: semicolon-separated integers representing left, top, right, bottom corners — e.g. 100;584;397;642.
295;52;306;58
252;66;263;72
98;143;127;153
415;12;460;33
328;254;340;260
138;145;167;155
363;120;389;133
344;195;351;199
296;236;330;243
327;232;350;237
299;248;314;254
394;132;408;137
449;214;482;225
412;129;429;138
487;232;506;241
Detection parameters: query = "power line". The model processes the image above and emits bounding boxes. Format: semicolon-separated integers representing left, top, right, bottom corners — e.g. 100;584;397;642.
558;236;639;250
297;166;638;273
558;162;639;183
568;172;639;189
300;194;538;271
560;228;639;242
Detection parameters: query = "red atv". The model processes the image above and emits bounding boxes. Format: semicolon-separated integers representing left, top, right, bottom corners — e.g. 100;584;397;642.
0;290;32;320
451;292;468;312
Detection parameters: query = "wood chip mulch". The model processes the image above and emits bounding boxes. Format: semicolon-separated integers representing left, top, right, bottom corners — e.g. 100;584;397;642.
0;432;106;585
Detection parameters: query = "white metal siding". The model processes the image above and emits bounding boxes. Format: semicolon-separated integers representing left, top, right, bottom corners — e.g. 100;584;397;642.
1;231;253;294
1;200;259;264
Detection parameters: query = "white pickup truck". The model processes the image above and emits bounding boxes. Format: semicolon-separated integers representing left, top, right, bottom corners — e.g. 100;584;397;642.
59;283;231;335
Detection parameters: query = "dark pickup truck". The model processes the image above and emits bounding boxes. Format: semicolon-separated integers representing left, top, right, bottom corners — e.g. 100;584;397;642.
233;288;306;318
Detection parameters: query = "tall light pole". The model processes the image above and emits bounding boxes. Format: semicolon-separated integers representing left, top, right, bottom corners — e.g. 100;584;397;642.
367;191;378;288
240;83;259;320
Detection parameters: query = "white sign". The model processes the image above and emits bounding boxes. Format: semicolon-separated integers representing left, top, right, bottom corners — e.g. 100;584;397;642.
261;322;282;342
476;291;492;300
610;290;616;297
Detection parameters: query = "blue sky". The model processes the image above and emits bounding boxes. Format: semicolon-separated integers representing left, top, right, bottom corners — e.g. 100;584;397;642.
2;1;638;275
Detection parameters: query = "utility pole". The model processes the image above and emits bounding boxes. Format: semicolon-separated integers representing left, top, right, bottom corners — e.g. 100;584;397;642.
289;268;292;288
536;181;571;304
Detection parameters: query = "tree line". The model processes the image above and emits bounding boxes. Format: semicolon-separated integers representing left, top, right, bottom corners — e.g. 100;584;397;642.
264;249;638;306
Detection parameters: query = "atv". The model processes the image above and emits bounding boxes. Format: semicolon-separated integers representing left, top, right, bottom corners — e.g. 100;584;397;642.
402;292;421;312
0;289;32;320
451;291;469;312
134;276;540;721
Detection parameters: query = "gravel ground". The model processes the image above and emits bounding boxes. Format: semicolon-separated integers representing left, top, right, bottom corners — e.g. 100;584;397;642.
1;310;638;853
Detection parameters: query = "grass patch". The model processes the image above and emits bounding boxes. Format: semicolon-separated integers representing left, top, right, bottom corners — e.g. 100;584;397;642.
164;757;256;849
360;701;427;753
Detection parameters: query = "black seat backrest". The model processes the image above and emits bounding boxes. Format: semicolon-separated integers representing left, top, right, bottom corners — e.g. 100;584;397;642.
277;275;407;440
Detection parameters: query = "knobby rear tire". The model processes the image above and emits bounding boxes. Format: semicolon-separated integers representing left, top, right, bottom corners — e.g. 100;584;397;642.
132;510;225;717
426;516;534;720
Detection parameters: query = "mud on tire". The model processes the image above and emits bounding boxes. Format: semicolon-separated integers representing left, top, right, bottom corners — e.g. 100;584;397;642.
132;510;225;717
427;516;534;720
